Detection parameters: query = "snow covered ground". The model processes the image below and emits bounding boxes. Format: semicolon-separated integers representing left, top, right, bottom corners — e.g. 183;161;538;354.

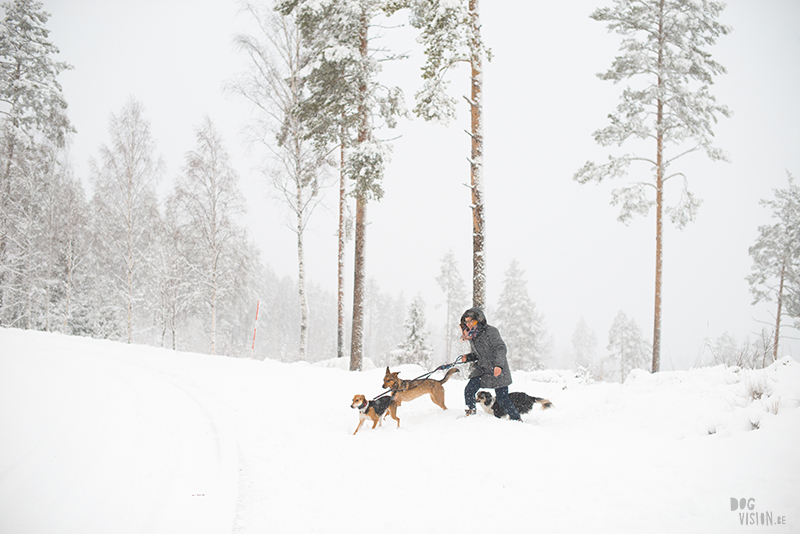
1;328;798;534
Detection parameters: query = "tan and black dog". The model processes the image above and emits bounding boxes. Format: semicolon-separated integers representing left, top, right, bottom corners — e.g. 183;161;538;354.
351;394;400;435
382;367;459;410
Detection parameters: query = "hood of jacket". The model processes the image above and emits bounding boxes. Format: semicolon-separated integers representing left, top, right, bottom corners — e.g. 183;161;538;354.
460;307;487;330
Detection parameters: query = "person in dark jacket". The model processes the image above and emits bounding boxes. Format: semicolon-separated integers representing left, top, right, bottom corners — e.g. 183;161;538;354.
459;308;522;421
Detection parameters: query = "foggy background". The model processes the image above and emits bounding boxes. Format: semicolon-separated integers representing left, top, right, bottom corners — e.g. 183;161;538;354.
45;0;800;369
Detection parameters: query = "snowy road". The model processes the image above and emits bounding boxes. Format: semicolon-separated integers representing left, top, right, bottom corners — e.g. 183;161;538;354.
1;328;799;533
0;333;238;534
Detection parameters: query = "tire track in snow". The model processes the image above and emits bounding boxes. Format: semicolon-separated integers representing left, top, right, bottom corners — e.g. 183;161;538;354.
0;338;239;534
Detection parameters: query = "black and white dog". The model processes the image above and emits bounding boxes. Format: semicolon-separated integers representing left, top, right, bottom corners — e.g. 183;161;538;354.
475;391;553;419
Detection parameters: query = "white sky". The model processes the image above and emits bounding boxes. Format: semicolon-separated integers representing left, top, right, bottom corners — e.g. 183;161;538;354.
45;0;800;368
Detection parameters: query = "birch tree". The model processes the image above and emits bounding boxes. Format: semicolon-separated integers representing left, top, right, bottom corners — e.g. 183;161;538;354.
278;0;405;370
747;171;800;362
153;198;195;350
90;98;162;343
171;117;245;355
574;0;731;373
232;3;331;361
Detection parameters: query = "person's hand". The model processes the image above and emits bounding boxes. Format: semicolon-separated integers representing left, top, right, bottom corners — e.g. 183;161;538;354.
493;366;502;377
461;355;467;363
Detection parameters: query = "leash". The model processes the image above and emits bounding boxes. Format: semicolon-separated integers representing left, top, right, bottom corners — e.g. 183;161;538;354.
370;357;463;402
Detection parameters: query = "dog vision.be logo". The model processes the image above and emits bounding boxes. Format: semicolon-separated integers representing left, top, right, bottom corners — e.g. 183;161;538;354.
730;497;788;527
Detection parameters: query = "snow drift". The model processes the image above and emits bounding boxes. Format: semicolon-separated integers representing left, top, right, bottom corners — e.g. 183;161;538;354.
1;328;798;533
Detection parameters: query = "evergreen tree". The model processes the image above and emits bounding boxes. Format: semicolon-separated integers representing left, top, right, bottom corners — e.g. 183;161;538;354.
574;0;732;373
436;249;468;360
392;295;433;368
278;0;405;370
0;0;73;325
571;316;598;371
401;0;490;307
747;171;800;362
55;169;91;335
364;277;405;366
36;146;87;332
495;259;545;370
606;311;650;382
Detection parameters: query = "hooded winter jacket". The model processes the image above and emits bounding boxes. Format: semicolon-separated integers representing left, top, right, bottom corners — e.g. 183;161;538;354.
461;308;512;389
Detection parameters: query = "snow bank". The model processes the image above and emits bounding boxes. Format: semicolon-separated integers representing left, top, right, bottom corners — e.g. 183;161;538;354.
1;328;798;534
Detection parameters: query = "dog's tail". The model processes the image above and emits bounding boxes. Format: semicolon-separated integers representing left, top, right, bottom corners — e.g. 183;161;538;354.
438;367;460;384
534;397;553;410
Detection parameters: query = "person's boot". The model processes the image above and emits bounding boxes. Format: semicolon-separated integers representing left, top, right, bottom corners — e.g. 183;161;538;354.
465;408;476;417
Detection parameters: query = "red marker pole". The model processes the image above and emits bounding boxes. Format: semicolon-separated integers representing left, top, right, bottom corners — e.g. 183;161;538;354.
251;300;260;358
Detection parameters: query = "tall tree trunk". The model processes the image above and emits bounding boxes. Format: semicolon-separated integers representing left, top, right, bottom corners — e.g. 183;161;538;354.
350;7;370;371
297;183;308;360
350;197;366;371
652;5;665;373
294;128;308;360
468;0;485;309
653;136;664;373
337;135;346;360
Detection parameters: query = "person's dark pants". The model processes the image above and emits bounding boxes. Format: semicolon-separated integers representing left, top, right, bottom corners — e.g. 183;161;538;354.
464;376;521;420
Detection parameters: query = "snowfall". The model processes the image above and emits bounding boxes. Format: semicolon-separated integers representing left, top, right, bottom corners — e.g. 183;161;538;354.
1;328;799;534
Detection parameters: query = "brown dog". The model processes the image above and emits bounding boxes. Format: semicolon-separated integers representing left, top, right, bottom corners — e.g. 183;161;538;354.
382;367;459;410
351;394;400;435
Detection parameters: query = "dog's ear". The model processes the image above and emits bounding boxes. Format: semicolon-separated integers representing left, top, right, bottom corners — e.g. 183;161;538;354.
385;367;390;373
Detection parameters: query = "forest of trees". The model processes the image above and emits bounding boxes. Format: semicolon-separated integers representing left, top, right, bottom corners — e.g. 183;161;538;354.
1;0;797;375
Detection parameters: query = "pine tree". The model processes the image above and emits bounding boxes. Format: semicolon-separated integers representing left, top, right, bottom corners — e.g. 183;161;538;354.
402;0;490;308
606;311;650;382
37;145;87;332
436;249;468;360
747;171;800;362
393;295;433;368
278;0;405;370
0;0;73;325
495;259;545;370
364;278;405;366
572;316;598;371
55;170;90;335
574;0;732;373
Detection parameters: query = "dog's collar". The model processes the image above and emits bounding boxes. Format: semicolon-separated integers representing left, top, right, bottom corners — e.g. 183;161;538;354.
358;399;368;412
